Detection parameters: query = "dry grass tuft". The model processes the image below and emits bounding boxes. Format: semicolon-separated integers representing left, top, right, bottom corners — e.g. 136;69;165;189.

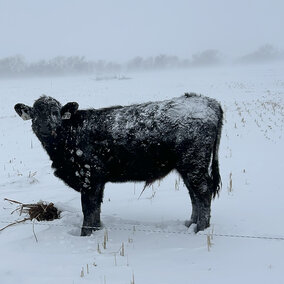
0;198;61;233
22;202;60;221
5;198;61;221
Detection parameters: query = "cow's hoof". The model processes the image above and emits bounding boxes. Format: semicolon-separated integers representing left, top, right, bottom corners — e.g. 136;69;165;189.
194;221;210;233
80;225;101;236
185;219;195;228
80;228;93;236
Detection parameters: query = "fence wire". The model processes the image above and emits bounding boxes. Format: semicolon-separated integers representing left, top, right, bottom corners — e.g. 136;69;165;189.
1;220;284;241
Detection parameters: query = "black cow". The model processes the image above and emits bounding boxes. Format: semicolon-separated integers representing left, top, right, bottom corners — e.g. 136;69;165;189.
15;93;223;236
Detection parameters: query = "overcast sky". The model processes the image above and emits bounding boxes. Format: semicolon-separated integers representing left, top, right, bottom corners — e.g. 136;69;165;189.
0;0;283;61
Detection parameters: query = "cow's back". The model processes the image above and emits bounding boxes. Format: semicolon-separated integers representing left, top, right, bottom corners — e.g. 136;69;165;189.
105;93;221;142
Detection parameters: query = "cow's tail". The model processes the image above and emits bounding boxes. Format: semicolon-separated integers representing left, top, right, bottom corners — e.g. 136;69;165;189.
211;105;223;198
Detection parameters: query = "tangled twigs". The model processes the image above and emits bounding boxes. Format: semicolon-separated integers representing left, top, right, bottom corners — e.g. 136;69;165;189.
4;198;23;204
0;198;61;233
0;218;30;232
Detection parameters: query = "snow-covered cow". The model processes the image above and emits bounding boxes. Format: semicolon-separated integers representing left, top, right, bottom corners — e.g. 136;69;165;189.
15;93;223;236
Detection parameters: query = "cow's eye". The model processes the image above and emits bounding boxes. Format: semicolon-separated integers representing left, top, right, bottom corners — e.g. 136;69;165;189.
52;110;59;116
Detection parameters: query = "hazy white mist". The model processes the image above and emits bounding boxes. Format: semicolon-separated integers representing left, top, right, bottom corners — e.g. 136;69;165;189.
0;0;283;62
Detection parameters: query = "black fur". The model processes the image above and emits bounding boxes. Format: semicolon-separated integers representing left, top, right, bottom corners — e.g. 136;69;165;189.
15;93;223;236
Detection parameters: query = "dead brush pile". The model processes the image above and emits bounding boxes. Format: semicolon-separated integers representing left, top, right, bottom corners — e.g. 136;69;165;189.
19;201;60;221
0;198;61;232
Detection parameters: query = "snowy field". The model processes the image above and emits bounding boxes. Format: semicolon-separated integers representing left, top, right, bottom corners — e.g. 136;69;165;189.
0;64;284;284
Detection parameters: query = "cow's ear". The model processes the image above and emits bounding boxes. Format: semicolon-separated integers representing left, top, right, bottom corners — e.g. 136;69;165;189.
61;102;79;120
14;103;33;120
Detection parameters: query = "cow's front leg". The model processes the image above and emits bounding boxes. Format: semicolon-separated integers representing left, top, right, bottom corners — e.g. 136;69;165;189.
81;184;105;236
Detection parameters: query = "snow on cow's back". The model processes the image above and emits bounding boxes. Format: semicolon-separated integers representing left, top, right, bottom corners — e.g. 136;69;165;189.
168;94;221;123
109;93;221;139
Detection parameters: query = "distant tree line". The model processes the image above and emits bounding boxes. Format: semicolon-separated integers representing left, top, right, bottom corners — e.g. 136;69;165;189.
0;45;283;78
236;44;284;64
0;56;108;77
0;50;222;78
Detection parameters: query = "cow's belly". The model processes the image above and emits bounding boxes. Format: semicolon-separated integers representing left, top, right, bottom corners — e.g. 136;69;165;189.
104;143;176;183
107;158;174;183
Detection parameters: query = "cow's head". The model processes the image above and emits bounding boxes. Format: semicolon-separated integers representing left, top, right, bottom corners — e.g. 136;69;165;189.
15;96;79;138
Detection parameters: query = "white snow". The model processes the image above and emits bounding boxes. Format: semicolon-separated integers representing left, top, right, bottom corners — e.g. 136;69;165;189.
76;149;83;157
0;64;284;283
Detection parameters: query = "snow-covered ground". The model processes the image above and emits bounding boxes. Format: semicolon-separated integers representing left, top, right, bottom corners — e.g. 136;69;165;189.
1;64;284;284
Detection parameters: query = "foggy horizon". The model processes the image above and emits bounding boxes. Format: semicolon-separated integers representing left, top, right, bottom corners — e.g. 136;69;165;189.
0;44;283;78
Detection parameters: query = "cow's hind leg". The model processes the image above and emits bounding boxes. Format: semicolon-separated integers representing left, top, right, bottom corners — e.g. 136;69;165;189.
180;175;198;227
81;183;105;236
179;171;213;233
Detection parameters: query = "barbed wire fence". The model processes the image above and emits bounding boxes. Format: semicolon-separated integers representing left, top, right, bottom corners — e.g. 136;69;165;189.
1;219;284;241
